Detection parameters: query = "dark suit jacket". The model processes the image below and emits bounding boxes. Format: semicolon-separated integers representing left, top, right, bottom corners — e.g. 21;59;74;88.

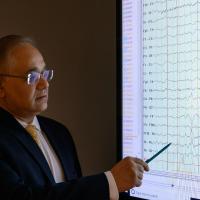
0;108;134;200
0;108;110;200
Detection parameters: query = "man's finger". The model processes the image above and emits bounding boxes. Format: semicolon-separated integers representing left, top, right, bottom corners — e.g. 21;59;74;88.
134;157;149;171
135;178;142;187
137;171;143;180
137;164;144;173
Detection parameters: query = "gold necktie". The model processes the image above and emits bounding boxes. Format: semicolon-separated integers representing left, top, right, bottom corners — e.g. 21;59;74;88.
26;124;39;145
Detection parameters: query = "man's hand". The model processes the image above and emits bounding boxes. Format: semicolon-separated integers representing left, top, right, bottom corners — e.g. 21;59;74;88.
111;157;149;192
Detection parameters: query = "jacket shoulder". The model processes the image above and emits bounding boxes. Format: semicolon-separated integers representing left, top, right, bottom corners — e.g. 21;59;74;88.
37;115;69;131
37;115;74;141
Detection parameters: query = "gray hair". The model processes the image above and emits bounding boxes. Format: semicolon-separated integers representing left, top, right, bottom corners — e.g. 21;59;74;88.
0;35;37;84
0;35;36;67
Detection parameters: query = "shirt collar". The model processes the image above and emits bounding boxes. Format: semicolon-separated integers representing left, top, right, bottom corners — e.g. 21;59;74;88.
16;116;41;131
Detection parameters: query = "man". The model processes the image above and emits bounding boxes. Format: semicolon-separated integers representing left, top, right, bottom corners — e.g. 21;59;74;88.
0;35;149;200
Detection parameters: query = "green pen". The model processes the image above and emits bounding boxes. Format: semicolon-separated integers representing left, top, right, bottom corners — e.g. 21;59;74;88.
145;143;172;163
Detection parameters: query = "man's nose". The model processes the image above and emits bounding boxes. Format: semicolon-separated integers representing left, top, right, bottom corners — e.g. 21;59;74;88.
36;76;49;90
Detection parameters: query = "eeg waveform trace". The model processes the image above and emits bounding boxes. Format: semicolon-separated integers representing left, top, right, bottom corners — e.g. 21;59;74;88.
143;0;200;177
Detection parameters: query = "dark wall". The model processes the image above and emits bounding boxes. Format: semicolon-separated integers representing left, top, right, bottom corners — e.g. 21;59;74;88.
0;0;116;175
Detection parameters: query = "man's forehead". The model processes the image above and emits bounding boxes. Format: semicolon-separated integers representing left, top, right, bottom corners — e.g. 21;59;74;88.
7;43;45;73
9;43;43;60
26;66;47;73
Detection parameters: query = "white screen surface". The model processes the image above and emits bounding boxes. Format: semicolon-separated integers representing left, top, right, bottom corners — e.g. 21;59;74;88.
122;0;200;199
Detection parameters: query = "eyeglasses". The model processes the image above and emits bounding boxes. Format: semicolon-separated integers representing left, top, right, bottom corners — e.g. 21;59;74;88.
0;69;53;85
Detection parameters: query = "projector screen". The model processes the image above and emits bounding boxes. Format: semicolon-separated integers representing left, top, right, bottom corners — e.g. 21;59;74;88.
122;0;200;199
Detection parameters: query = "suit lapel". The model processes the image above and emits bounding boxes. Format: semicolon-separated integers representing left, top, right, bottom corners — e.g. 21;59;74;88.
38;117;74;181
13;129;55;183
0;108;55;183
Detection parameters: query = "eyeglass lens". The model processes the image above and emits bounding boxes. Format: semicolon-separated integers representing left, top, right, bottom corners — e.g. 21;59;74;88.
28;70;53;85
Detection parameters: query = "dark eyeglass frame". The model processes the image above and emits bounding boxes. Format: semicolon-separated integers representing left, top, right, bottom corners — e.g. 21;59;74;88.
0;69;53;85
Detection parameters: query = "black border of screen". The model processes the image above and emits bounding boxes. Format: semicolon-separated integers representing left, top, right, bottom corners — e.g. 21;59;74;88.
116;1;146;199
116;0;122;163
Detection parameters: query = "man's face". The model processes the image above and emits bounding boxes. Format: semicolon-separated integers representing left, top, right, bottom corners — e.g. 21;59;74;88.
0;43;49;119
